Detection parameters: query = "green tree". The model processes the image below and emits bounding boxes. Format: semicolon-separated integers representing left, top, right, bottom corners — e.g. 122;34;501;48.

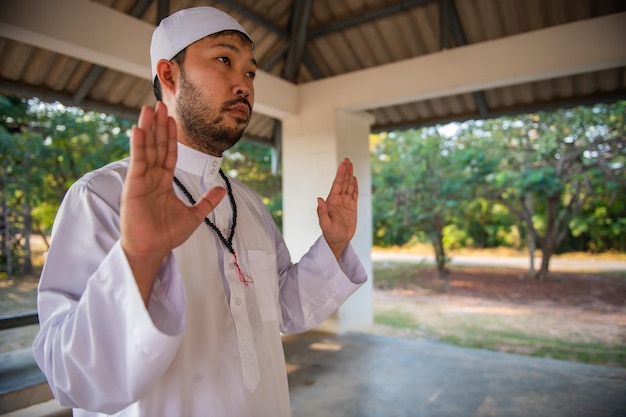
371;128;490;281
223;141;282;230
459;102;626;279
1;96;132;277
371;101;625;281
1;95;32;276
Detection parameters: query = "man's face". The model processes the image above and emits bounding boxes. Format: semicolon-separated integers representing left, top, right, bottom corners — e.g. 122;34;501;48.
175;33;256;156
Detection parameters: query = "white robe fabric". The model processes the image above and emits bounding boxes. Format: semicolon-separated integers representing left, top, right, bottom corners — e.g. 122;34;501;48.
33;143;367;417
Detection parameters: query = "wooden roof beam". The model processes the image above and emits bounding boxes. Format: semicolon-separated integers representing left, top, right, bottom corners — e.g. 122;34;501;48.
282;0;313;82
0;0;298;120
309;0;436;39
299;12;626;113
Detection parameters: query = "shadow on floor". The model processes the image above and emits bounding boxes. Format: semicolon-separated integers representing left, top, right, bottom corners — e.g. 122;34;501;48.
283;331;626;417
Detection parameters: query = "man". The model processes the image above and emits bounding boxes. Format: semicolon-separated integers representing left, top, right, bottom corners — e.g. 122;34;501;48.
32;6;366;417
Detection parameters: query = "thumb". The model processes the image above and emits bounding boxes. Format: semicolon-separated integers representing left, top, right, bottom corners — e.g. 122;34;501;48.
194;187;227;219
317;197;326;214
317;197;330;228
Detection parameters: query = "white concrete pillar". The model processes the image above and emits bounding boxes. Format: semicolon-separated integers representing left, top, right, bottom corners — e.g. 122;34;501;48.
282;109;374;334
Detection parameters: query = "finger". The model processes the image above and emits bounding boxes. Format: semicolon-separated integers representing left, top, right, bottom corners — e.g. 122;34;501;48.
194;187;227;220
129;125;146;177
352;175;359;200
137;105;155;166
154;102;169;167
163;115;178;172
345;161;357;197
328;159;349;197
341;158;353;194
137;105;154;131
316;198;330;230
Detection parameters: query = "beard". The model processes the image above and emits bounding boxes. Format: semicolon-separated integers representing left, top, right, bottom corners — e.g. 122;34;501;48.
176;70;252;156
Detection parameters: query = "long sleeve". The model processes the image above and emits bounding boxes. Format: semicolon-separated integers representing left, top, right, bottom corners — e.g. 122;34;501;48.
224;176;367;336
271;220;367;334
32;163;186;414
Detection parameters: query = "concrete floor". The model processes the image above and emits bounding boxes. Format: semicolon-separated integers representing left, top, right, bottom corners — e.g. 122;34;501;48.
283;332;626;417
5;332;625;416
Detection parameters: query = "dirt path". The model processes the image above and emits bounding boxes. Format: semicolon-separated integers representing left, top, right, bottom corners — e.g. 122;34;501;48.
372;288;626;344
370;266;626;366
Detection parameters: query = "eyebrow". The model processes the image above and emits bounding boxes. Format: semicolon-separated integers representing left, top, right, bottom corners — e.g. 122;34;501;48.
213;42;258;68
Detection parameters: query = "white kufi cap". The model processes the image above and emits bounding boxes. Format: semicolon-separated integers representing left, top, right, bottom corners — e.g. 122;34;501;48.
150;6;251;80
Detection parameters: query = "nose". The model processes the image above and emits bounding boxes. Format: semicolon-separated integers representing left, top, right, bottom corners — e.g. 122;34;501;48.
232;74;252;99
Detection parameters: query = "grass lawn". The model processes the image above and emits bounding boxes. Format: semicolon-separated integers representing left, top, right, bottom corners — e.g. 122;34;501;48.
372;261;626;368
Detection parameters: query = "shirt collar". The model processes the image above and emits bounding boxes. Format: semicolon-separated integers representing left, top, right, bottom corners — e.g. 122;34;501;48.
176;142;224;186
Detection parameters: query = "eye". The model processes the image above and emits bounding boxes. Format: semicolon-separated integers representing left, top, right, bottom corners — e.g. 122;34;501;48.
217;56;231;65
246;71;256;80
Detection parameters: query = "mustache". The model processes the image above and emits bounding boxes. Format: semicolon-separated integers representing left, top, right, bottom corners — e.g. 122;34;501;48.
221;97;252;115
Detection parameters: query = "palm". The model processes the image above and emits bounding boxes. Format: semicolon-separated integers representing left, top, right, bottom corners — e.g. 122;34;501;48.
318;158;359;259
121;103;225;262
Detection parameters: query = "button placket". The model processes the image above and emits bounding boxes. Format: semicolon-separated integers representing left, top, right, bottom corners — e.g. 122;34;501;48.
226;254;260;392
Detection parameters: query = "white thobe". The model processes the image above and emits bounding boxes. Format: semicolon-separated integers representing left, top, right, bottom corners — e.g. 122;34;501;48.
33;143;367;417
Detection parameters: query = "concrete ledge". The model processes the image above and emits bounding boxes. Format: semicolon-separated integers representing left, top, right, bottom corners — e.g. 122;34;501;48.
0;349;60;414
2;400;70;417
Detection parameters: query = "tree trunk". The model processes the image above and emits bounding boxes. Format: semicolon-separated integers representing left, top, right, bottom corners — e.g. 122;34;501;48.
535;248;553;280
524;193;536;276
528;234;536;274
23;199;33;274
35;227;50;250
534;236;556;280
430;230;449;289
1;161;12;278
534;193;562;280
1;206;11;279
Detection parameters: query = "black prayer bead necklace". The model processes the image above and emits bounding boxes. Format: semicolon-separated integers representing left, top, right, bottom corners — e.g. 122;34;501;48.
173;170;253;286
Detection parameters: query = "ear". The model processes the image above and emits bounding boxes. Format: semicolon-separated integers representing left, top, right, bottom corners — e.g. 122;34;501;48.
156;59;179;96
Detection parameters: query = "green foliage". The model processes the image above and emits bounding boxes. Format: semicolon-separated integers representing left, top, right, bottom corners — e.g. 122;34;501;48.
477;103;625;268
441;224;473;250
222;141;282;230
1;96;132;275
454;199;519;249
1;97;132;236
371;129;471;247
371;100;626;275
569;200;626;253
